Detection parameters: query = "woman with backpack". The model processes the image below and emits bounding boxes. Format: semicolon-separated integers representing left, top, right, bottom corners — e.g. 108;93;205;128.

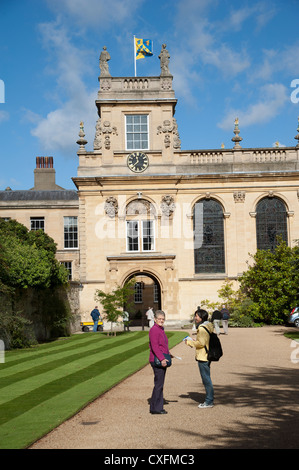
185;309;214;408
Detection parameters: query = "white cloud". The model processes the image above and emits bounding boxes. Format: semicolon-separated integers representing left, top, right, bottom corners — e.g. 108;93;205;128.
29;19;98;155
249;43;299;82
172;0;251;89
31;97;97;154
224;3;276;32
0;110;9;123
218;83;289;130
46;0;144;29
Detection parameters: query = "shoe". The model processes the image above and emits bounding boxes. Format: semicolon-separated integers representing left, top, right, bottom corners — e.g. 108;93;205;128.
198;402;214;408
150;409;168;414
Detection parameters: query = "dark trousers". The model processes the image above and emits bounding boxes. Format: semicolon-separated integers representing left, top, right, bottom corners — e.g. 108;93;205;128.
150;363;166;412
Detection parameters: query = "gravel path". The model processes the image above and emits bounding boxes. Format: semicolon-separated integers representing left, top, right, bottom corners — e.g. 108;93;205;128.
30;326;299;449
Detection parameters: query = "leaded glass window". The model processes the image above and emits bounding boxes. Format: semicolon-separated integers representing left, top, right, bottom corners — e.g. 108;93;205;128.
256;197;287;251
193;199;225;273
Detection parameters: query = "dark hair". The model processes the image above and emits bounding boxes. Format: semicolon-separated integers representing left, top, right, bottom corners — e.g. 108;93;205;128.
195;308;209;322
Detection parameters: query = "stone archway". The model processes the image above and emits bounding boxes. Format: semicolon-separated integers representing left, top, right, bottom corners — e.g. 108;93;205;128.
124;272;162;327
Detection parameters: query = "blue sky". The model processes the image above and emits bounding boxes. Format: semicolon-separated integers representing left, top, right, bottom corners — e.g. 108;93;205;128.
0;0;299;190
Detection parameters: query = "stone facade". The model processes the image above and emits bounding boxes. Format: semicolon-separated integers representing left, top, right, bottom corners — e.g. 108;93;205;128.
1;45;299;328
72;45;299;326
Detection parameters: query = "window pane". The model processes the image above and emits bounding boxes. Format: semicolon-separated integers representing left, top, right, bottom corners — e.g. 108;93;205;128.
193;199;225;273
134;282;143;303
64;216;78;249
126;114;148;150
142;220;154;251
61;261;72;281
127;221;139;251
256;197;287;251
30;217;44;231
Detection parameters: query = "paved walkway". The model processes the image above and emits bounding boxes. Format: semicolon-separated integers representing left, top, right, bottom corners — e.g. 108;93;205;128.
30;326;299;449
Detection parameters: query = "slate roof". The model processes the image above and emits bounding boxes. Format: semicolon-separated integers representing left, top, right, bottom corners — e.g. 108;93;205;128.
0;190;78;201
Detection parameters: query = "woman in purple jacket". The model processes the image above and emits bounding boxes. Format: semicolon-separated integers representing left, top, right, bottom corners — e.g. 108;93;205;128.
149;310;170;414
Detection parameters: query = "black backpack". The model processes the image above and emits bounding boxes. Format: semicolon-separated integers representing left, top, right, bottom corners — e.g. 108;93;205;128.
202;326;223;362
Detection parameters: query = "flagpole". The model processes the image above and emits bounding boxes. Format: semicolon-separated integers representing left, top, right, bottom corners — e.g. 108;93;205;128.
134;35;137;77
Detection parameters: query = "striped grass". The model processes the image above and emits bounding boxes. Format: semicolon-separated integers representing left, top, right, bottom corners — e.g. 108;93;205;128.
0;330;185;449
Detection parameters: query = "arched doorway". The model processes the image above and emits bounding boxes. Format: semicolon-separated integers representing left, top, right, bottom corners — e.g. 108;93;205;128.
124;272;162;327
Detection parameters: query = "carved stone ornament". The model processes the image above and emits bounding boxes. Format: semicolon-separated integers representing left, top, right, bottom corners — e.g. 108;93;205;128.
126;199;156;217
161;195;176;217
161;78;172;90
105;196;118;218
94;118;118;151
157;118;181;149
233;191;246;203
100;79;111;91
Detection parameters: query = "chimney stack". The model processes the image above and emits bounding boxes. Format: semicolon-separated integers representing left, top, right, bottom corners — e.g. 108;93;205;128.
32;157;64;190
36;156;54;169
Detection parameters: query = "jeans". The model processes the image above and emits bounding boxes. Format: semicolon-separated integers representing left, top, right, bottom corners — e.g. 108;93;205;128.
93;320;99;332
197;361;214;405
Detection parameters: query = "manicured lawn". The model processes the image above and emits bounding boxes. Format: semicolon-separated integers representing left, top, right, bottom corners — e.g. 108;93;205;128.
285;331;299;341
0;330;185;449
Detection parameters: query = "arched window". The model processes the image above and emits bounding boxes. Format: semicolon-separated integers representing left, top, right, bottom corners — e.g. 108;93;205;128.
193;199;225;273
256;197;288;251
126;199;156;252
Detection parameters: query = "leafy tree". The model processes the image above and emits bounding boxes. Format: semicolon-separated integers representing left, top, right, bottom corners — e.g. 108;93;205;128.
0;219;70;347
0;218;68;289
95;279;135;335
239;239;299;324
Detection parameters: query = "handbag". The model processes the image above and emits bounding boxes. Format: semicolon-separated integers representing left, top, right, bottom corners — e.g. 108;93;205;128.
154;353;172;368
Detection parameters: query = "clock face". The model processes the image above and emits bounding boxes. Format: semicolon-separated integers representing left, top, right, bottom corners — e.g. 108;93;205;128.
127;152;149;173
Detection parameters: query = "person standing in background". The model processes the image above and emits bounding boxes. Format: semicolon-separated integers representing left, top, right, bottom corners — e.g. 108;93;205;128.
211;309;222;336
90;306;102;332
220;305;230;335
146;306;155;328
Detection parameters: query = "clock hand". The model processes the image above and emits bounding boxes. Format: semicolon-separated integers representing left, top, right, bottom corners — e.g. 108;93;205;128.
132;157;140;168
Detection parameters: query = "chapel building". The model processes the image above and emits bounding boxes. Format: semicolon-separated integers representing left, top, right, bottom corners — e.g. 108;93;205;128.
72;45;299;326
1;45;299;327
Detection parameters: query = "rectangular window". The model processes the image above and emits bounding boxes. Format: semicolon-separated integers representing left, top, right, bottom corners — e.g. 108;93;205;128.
134;282;143;303
126;114;149;150
126;220;155;252
142;220;154;251
64;216;78;249
126;221;139;251
61;261;72;281
30;217;44;231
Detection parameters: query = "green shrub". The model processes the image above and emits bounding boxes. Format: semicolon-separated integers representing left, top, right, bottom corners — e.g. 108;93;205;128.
0;310;37;349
